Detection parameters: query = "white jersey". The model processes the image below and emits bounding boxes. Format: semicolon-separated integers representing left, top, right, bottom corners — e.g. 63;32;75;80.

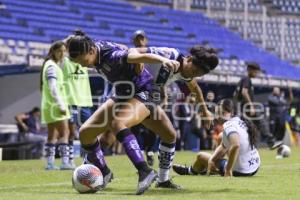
145;47;192;87
222;116;260;174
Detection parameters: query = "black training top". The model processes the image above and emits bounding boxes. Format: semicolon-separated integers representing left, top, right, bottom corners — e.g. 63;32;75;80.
235;76;254;104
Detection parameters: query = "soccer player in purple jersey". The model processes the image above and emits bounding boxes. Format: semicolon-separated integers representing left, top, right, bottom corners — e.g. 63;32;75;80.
67;30;218;194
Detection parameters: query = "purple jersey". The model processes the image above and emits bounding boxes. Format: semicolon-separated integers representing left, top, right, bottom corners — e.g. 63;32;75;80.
94;40;153;94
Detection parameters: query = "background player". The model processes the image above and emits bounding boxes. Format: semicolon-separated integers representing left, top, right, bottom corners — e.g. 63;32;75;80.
173;99;260;177
40;41;73;170
233;62;282;149
62;35;94;168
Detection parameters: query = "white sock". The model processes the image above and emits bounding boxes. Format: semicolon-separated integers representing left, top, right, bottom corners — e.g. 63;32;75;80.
45;143;55;165
59;143;69;165
158;143;175;182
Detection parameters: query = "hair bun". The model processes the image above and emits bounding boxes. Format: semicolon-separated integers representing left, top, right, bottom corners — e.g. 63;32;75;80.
207;54;219;70
206;47;217;54
74;29;85;36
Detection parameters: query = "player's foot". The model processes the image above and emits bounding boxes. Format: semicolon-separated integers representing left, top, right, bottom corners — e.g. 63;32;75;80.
60;163;76;170
146;151;154;167
155;179;182;189
102;171;114;188
269;140;283;150
45;163;59;170
136;169;157;195
84;155;114;188
172;164;190;175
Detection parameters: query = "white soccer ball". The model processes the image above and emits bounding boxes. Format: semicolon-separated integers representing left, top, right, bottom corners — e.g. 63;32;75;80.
72;164;104;193
277;145;291;158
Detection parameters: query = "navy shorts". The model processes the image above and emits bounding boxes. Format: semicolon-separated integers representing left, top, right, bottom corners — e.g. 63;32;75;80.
69;106;92;126
219;159;259;177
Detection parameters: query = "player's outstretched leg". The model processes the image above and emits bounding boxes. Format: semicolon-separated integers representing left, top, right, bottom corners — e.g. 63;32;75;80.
116;128;157;195
142;107;182;190
173;152;212;176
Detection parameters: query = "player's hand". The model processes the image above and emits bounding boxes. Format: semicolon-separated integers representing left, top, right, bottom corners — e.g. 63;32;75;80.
207;158;218;176
21;123;29;132
202;110;213;130
224;169;232;178
162;59;180;72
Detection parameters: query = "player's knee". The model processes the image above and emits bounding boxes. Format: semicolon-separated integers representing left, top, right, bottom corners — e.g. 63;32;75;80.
196;152;205;161
79;125;89;142
161;129;176;144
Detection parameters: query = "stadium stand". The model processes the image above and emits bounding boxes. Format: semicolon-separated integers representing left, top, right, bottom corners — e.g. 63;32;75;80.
131;0;300;66
271;0;300;15
0;0;299;81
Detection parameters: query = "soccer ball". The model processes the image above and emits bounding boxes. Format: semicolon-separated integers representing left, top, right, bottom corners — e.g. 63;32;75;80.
72;164;104;193
277;145;291;158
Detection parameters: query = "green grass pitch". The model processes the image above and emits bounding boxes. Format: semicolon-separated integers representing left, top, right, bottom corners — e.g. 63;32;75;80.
0;148;299;200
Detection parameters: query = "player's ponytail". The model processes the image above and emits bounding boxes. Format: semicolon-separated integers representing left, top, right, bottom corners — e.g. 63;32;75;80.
68;29;95;59
240;116;258;149
40;41;65;91
189;45;219;73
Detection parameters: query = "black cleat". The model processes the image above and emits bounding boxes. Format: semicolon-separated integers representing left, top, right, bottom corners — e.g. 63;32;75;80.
269;140;283;150
136;169;157;195
84;155;113;189
146;152;154;167
172;164;190;175
155;179;182;190
102;171;113;188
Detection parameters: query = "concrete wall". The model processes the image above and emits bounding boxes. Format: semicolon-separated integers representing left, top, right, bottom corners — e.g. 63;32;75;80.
0;73;40;124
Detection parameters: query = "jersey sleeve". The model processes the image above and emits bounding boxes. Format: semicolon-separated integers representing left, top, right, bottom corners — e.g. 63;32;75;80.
223;121;238;137
241;77;251;89
109;50;128;65
98;41;129;65
46;65;57;80
146;47;179;60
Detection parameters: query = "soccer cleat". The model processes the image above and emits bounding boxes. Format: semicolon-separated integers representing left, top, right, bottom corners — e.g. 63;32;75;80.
60;163;76;170
45;163;59;170
84;155;114;189
102;171;114;188
136;169;158;195
155;179;182;190
146;151;155;167
172;164;190;175
269;140;283;150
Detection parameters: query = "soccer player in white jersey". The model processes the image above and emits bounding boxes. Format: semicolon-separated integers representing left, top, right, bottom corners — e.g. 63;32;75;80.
173;99;260;177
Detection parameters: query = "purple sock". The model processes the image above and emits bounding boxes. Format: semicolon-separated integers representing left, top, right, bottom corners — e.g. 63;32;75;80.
116;128;148;171
82;140;110;175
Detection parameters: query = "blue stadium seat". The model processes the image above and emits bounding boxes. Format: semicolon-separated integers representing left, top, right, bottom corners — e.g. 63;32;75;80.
0;0;299;79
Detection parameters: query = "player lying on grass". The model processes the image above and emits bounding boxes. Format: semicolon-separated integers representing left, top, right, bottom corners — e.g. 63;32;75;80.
67;30;218;194
173;99;260;177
